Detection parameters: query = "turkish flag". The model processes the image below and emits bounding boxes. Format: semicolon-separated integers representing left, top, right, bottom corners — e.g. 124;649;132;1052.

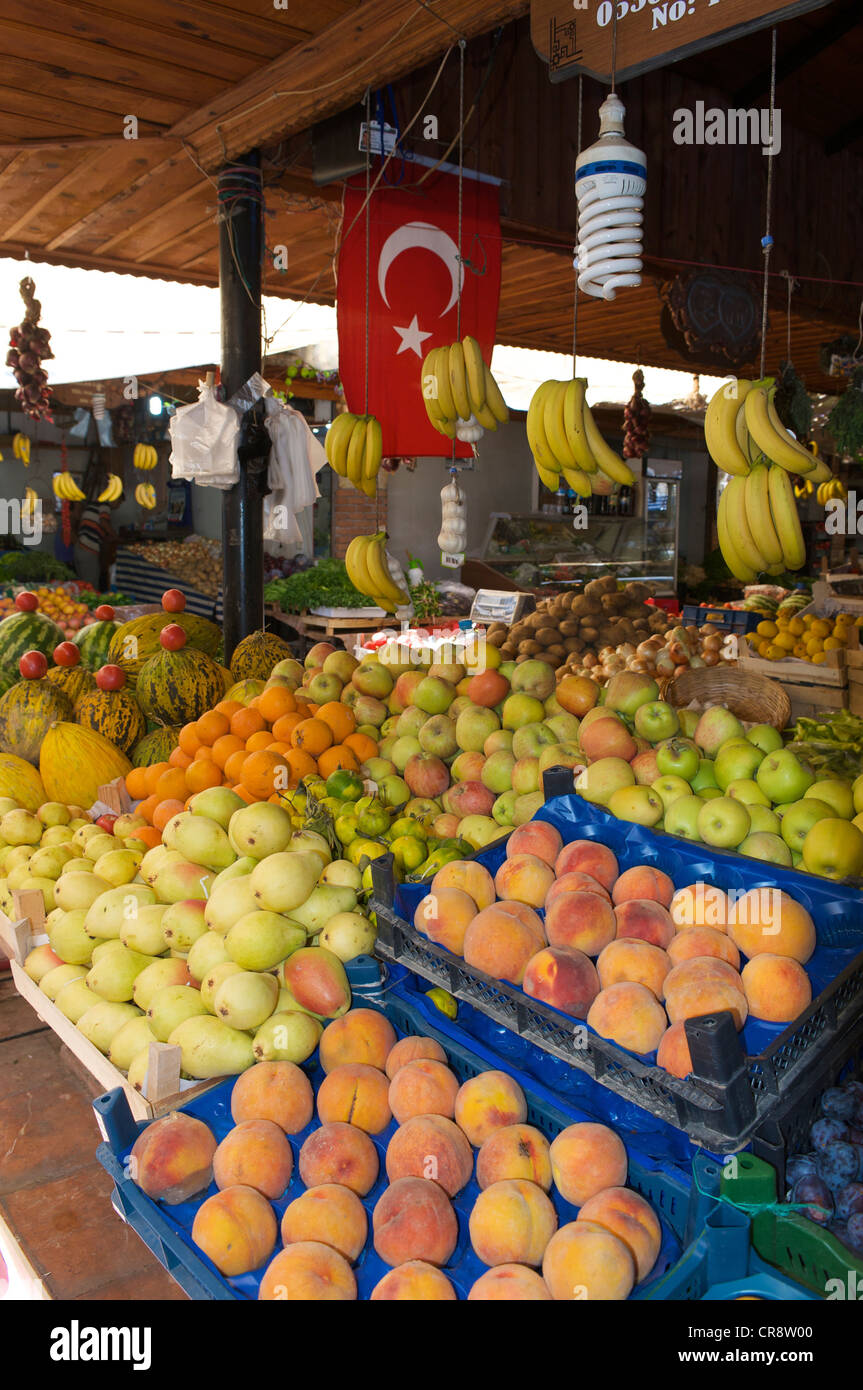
337;161;501;458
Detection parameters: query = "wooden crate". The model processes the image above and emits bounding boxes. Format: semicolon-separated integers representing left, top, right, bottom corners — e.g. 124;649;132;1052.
0;900;219;1124
849;667;863;716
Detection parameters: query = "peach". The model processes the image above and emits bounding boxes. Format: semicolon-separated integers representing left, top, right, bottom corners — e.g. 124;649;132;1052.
740;954;812;1023
414;887;477;957
231;1059;314;1135
667;927;740;970
522;945;600;1018
656;1020;694;1079
388;1058;460;1124
496;900;546;939
542;1221;635;1301
385;1114;473;1196
129;1110;216;1205
371;1261;457;1301
476;1124;552;1191
212;1119;293;1199
580;716;637;763
670;882;730;933
549;1122;627;1206
463;903;545;985
663;956;743;1001
596;939;670;999
298;1121;378;1195
431;860;495;910
385;1035;448;1080
317;1063;392;1134
280;1183;368;1262
468;1264;552;1300
727;889;816;964
455;1071;527;1147
494;853;555;910
587;983;668;1054
506;821;563;868
612;866;674;907
318;1008;397;1074
545;892;616;957
577;1186;661;1283
555;839;619;892
614;899;675;950
191;1185;277;1276
373;1176;458;1267
546;871;611;907
469;1178;558;1267
664;975;748;1032
258;1241;356;1300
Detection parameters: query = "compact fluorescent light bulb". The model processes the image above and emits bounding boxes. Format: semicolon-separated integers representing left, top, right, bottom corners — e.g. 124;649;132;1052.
575;93;647;301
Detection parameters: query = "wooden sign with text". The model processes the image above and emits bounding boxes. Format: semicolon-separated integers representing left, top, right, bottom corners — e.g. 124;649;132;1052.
531;0;834;84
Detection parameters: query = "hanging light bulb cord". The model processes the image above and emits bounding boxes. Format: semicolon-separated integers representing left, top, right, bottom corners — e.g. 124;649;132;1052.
572;73;583;377
759;28;778;381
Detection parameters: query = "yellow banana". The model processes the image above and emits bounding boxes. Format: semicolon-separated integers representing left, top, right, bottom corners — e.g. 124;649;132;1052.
768;463;806;570
543;382;578;470
448;341;472;421
717;481;758;583
581;399;635;485
434;346;457;423
366;534;409;610
363;417;382;482
325;412;355;475
704;379;753;476
422;362;456;438
561;464;593;498
744;380;815;474
461;336;487;416
535;460;562;493
346;416;368;487
345;535;376;598
807;455;832;486
482;364;508;424
744;463;784;568
562;378;597;473
725;473;769;574
473;398;498;431
526;382;560;475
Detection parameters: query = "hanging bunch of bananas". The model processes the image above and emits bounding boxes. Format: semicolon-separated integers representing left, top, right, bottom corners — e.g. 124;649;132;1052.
526;377;636;496
133;443;158;470
52;471;85;501
135;482;156;510
97;474;123;503
21;486;38;522
345;532;411;613
12;432;31;464
817;477;847;505
325;412;382;498
704;377;832;483
421;336;509;443
794;477;814;500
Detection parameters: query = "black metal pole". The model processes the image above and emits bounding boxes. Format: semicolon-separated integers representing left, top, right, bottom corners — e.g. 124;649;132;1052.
219;150;263;662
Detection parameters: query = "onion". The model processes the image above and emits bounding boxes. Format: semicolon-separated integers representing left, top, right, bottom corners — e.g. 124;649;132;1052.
673;664;689;677
685;625;701;643
655;651;676;676
618;642;636;659
701;624;718;636
703;650;720;666
689;655;706;668
636;640;656;658
669;642;687;663
583;652;597;668
702;634;722;653
627;658;648;672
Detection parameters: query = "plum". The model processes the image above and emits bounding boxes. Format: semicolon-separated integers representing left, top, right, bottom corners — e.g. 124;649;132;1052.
835;1182;863;1222
810;1117;851;1150
846;1213;863;1256
792;1174;833;1225
820;1088;856;1122
816;1141;860;1193
785;1154;818;1193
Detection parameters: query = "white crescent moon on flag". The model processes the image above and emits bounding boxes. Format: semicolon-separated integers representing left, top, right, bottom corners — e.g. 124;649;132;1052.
378;222;463;317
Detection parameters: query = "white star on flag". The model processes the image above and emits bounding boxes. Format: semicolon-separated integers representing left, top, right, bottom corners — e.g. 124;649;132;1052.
393;314;433;357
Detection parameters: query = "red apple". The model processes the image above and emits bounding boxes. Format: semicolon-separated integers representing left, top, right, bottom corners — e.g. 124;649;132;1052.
95;664;126;691
93;604;115;621
161;589;186;613
18;649;47;679
53;642;81;667
15;591;38;612
159;624;187;651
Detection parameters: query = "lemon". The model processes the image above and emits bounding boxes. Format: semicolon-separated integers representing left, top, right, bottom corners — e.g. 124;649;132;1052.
823;636;843;651
810;650;827;664
757;621;778;638
805;636;824;654
776;615;790;630
792;642;808;658
425;987;458;1019
811;619;831;638
774;631;796;651
757;639;772;657
788;616;805;636
765;644;785;660
803;614;814;627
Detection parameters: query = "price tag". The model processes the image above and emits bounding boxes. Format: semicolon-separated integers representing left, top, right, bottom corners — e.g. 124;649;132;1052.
441;551;465;568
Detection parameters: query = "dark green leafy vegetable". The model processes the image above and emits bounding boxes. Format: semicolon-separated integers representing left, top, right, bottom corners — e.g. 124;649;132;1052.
264;559;369;611
827;367;863;460
0;552;74;582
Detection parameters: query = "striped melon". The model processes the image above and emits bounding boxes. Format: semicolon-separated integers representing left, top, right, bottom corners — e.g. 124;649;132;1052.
46;664;97;706
136;648;225;726
40;722;131;808
0;679;74;765
107;613;221;688
74;687;147;757
0;610;63;667
131;725;182;767
229;630;293;682
0;752;46;810
74;619;118;671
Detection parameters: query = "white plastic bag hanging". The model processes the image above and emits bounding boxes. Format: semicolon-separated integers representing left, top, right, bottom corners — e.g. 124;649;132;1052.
263;397;326;552
169;379;240;490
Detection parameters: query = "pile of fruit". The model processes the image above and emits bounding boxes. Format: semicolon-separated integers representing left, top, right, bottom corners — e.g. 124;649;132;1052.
128;1041;661;1300
746;609;861;664
784;1080;863;1258
0;586;90;637
413;825;818;1066
122;537;222;596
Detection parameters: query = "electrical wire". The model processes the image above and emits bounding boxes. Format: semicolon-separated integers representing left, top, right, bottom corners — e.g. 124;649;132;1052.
759;28;778;381
572;73;583;378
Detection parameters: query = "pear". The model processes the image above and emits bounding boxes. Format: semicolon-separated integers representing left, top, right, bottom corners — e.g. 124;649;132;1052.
120;903;169;956
282;947;350;1019
54;978;101;1023
213;970;279;1030
127;1046;152;1094
108;1016;158;1072
49;908;96;965
253;1010;322;1064
225;910;305;972
39;963;88;999
87;945;155;1002
133;957;191;1011
91;939;126;963
139;845;182;885
210;856;256;892
319;911;377;963
112;812;147;839
22;944;63;983
17;874;56;913
162;899;208;952
84;883;156;940
154;859;215;905
274;979;325;1021
167;1015;255;1079
84;832;118;863
285;829;332;870
73;823;104;849
59;856;94;876
37;802;71;827
4;844;35;871
189;786;246;830
77;1000;142;1054
187;932;231;986
0;809;42;846
40;825;77;848
204;874;258;935
227;802;292;860
163;811;236;873
249;851;319;914
0;795;19;816
319;860;363;892
93;848;144;888
29;844;76;879
289;884;357;937
6;862;37;891
147;984;209;1042
200;960;243;1012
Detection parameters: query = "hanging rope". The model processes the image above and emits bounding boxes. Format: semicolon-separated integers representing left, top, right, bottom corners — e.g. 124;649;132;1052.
450;38;467;473
759;28;778;381
363;87;372;417
611;4;618;92
572;73;583;378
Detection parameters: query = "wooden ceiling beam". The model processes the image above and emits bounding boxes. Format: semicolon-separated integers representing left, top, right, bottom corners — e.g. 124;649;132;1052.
732;2;861;107
825;112;863;157
95;178;210;255
44;153;193;250
134;214;216;262
0;149;110;242
0;237;221;288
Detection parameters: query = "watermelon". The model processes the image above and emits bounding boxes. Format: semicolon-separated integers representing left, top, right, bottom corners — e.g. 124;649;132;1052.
74;618;118;671
0;610;63;668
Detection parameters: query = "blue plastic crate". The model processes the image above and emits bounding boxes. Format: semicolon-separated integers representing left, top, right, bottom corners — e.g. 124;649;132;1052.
681;604;760;634
95;966;700;1302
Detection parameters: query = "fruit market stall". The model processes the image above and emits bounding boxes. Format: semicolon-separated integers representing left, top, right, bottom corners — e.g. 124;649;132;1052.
113;540;224;622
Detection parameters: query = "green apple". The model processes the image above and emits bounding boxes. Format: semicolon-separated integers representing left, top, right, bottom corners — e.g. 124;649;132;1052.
696;796;751;849
677;709;700;739
634;700;679;742
738;831;792;866
664;795;704;841
651;775;692;812
575;757;635;807
604;672;659;718
655;738;700;782
608;785;664;827
746;723;784;755
802;818;863;880
780;797;835;852
694;707;745;758
791;850;805;868
725;778;770;807
691;759;718;792
714;739;764;790
756;750;814;806
746;804;781;835
804;780;855;821
698;787;723;800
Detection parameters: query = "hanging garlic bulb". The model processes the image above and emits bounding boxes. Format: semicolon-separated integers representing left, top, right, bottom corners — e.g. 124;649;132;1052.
438;478;467;554
455;414;484;444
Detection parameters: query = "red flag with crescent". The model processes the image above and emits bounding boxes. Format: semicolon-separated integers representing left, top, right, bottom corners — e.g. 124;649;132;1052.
337;161;502;458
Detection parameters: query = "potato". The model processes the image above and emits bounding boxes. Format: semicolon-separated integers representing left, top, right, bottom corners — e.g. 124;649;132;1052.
536;627;559;647
519;640;542;655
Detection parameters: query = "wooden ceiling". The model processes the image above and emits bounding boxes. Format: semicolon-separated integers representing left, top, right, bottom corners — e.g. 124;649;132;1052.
0;0;859;392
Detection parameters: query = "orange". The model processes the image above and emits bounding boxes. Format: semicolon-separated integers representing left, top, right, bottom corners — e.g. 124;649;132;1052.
195;710;231;746
230;707;266;741
223;749;249;784
344;732;378;764
316;701;356;744
215;699;243;719
230;784;258;804
318;744;360;778
241;750;289;799
125;767;149;800
285;748;318;787
193;745;216;763
153;798;186;832
168;747;192;769
268;741;291;756
136;793;160;824
128;825;161;849
244;729;274;753
212;733;246;768
296;699;320;718
178;723;202;757
186;759;224;794
257;685;297;724
271;712;303;744
155;768;189;802
291;718;333;756
144;762;170;795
